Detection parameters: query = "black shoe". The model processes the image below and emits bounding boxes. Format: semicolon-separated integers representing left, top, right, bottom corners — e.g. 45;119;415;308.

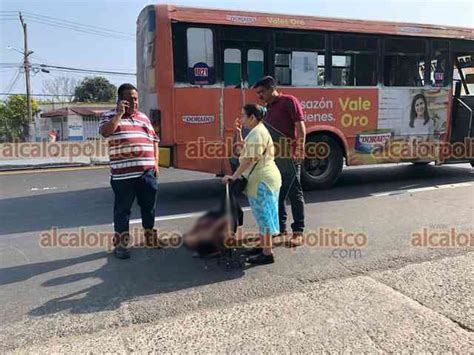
247;252;274;265
113;246;130;259
241;247;263;256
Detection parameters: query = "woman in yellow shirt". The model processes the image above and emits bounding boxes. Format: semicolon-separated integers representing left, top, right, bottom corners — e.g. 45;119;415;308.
222;104;282;265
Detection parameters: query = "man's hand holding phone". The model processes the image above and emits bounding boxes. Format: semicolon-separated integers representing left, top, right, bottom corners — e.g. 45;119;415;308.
117;100;129;117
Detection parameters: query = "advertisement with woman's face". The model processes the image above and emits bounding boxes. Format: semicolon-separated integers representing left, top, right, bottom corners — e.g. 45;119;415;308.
408;93;433;137
348;87;450;165
378;88;449;141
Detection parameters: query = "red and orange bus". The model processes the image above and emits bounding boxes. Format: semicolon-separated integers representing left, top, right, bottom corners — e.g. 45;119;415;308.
137;4;474;189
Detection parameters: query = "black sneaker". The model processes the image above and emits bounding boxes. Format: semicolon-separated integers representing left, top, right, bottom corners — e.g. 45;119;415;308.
247;252;274;265
241;247;263;256
113;246;130;259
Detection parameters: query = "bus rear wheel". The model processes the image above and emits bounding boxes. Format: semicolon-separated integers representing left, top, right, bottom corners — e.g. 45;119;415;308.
301;134;343;190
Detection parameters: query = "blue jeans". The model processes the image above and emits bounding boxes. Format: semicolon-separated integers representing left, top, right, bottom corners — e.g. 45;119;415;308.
110;169;158;235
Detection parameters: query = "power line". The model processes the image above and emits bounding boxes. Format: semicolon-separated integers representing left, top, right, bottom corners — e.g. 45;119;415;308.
1;62;135;76
0;63;22;68
38;70;136;83
26;19;135;41
1;12;135;41
3;70;21;94
38;64;136;76
0;12;17;21
22;11;134;37
25;17;135;41
30;53;67;68
2;59;24;92
32;53;132;73
0;92;74;97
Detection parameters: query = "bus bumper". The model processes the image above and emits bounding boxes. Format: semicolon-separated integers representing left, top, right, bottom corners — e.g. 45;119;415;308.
159;147;171;168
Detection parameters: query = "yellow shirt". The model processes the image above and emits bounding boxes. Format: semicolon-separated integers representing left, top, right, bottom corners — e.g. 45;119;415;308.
239;123;282;198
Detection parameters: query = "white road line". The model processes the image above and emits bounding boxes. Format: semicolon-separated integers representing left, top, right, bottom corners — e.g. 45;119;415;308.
31;187;57;191
371;181;473;197
111;207;253;225
0;165;108;176
436;182;472;189
111;181;473;224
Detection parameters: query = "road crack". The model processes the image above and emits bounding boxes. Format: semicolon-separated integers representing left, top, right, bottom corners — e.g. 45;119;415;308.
365;331;388;354
368;275;473;333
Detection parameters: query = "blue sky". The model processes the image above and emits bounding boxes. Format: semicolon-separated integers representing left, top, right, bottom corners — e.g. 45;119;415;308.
1;0;472;97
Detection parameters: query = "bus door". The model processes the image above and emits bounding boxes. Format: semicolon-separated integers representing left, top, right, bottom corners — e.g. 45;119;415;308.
222;41;266;112
222;42;246;135
450;53;474;151
222;41;266;172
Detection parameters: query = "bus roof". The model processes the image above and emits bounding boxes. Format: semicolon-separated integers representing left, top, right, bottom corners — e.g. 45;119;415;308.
160;4;473;41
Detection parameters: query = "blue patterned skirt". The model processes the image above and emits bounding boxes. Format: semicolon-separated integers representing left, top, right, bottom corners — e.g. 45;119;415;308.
248;182;280;236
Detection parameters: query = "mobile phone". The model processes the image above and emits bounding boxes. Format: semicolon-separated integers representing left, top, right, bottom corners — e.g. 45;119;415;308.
117;96;129;107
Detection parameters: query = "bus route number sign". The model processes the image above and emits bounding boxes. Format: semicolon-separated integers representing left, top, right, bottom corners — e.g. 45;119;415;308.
194;67;208;77
191;62;212;85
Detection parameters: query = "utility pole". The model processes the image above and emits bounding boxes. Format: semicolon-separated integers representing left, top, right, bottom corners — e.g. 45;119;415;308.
19;12;33;140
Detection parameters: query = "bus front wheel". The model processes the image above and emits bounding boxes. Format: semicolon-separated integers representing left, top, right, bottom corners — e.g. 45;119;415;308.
301;134;343;190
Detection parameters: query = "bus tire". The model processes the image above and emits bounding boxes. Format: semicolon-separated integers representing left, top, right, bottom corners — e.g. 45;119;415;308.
301;134;343;190
470;161;474;168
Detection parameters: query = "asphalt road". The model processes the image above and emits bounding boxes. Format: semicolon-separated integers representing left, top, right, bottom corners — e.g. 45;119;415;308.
0;163;473;351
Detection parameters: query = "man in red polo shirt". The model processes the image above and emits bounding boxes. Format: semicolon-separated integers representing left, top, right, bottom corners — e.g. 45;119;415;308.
100;83;160;259
254;76;306;247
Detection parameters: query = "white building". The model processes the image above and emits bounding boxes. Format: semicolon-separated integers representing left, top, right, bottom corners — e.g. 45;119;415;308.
38;104;113;141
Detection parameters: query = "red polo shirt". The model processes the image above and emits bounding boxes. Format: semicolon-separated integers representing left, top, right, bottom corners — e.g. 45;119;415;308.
265;94;304;139
99;110;159;180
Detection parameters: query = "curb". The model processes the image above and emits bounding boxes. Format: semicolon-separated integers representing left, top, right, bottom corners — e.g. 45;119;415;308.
0;162;109;172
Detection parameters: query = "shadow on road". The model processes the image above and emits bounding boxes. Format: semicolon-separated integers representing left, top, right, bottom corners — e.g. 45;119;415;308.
0;164;472;235
0;164;472;320
0;248;243;317
0;178;223;235
305;163;474;202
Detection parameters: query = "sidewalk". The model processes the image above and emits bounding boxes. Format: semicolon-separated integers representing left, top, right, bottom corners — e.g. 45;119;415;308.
0;157;109;170
8;253;473;353
0;141;110;170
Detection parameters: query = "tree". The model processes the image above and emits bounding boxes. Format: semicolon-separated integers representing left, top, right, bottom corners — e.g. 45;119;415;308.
74;76;116;103
42;76;78;103
0;95;39;142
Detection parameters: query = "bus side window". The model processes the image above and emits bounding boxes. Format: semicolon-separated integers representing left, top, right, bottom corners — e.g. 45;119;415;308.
332;55;351;86
224;48;242;87
274;31;325;87
431;41;449;87
291;51;323;87
332;34;377;86
384;38;426;87
247;49;264;87
275;53;292;86
186;28;215;85
172;24;187;83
